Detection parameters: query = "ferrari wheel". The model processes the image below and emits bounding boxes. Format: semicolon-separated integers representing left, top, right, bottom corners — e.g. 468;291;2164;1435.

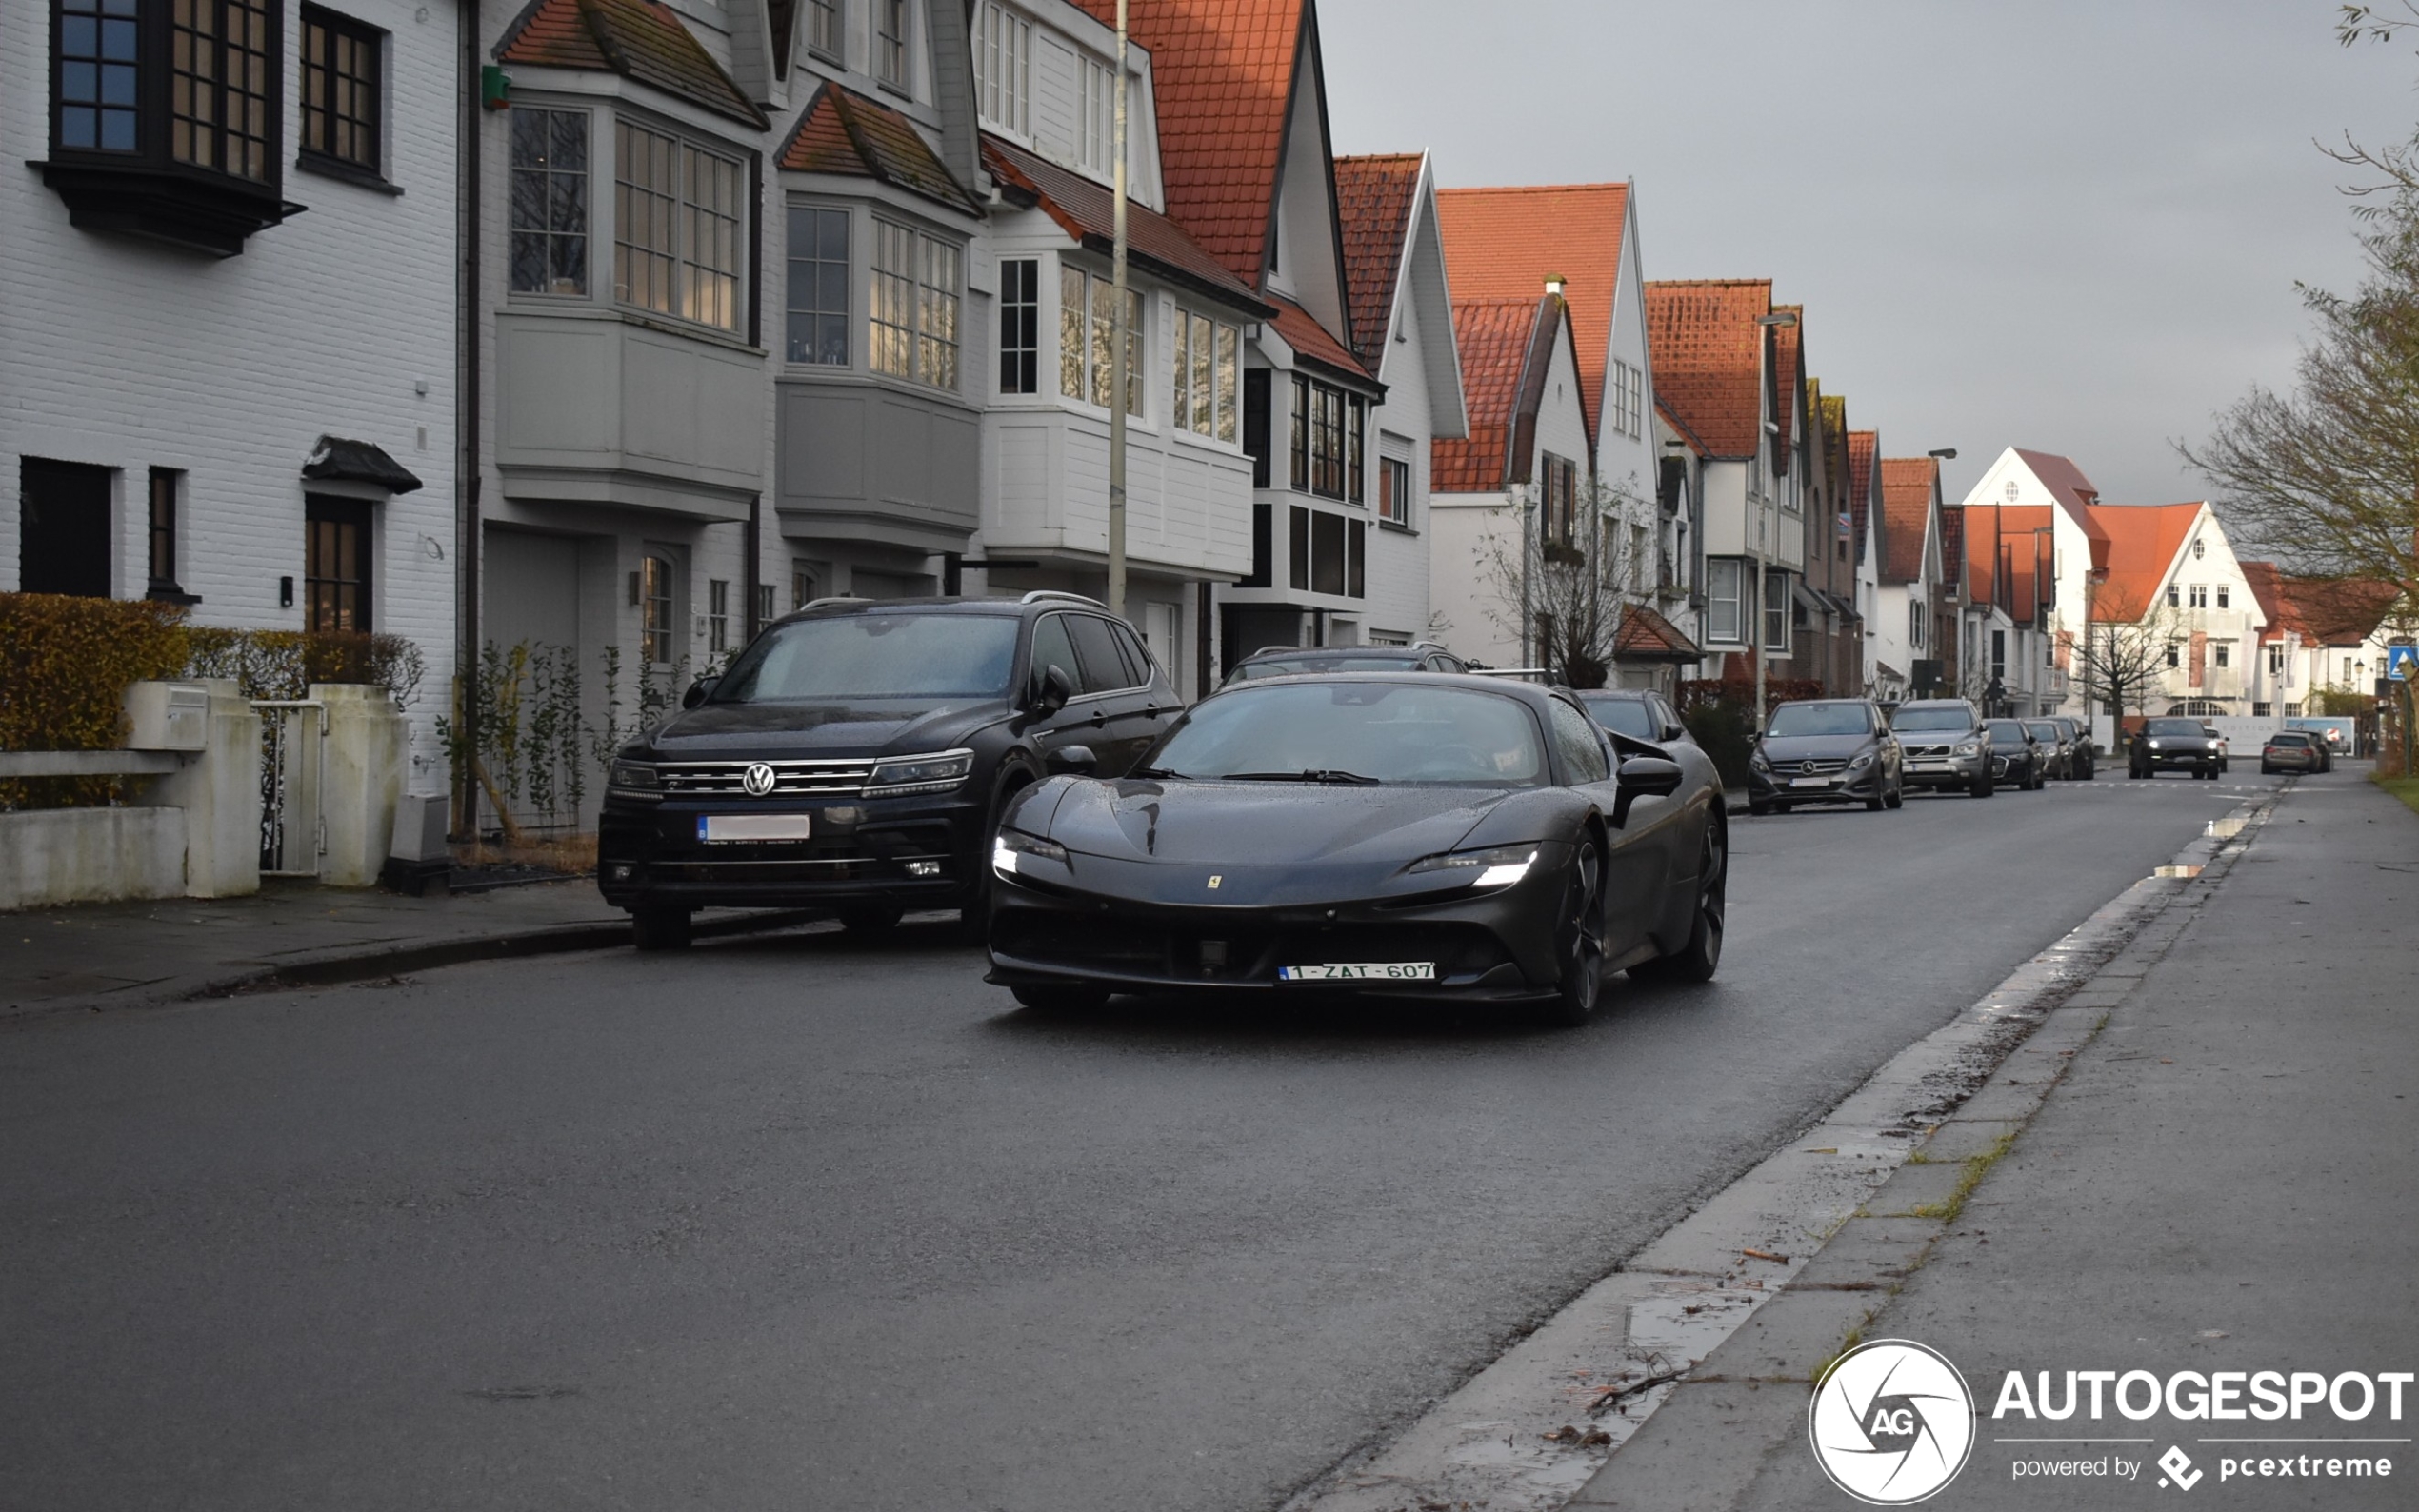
1632;821;1724;985
1010;983;1110;1012
1537;840;1606;1027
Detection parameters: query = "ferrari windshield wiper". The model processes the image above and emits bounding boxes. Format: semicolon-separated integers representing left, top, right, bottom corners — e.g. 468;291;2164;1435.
1130;766;1188;779
1221;768;1381;785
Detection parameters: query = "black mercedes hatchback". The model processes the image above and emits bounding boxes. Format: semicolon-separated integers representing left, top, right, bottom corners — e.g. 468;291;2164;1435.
598;593;1182;948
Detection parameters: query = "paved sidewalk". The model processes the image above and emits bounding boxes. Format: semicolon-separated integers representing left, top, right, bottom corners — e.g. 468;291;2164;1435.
0;881;816;1022
1574;771;2418;1509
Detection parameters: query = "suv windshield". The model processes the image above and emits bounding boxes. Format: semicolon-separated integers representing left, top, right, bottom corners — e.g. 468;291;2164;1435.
1228;654;1423;682
1891;706;1974;731
1150;682;1547;786
712;613;1020;702
2025;722;2061;742
1767;703;1871;737
2144;718;2206;736
1578;694;1655;739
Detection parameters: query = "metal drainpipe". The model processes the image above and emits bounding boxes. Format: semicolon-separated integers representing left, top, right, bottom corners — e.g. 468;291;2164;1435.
454;0;483;840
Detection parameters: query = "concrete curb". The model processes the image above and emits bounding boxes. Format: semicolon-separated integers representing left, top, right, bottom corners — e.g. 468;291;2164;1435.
1;906;827;1027
1564;792;2280;1510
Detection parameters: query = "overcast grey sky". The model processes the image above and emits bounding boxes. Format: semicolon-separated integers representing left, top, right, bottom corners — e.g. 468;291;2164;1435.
1319;0;2415;508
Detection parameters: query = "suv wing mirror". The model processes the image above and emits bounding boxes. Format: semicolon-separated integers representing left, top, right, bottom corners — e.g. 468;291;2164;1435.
1028;663;1075;717
681;676;718;710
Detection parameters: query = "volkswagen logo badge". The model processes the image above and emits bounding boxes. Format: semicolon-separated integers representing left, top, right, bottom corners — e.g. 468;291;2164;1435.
1801;760;1819;775
741;762;777;797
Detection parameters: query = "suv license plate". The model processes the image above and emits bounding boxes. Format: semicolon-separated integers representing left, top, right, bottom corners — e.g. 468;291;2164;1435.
699;813;811;843
1278;963;1435;982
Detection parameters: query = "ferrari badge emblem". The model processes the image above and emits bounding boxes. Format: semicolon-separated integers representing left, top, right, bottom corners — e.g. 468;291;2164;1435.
1207;875;1222;889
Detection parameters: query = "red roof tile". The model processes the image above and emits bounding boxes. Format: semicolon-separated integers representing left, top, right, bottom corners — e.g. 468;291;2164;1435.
1434;184;1628;436
1265;292;1369;382
2083;502;2202;622
1071;0;1306;289
1644;279;1772;458
496;0;765;127
1616;604;1701;661
2011;448;2113;545
2238;566;2398;645
1878;456;1938;585
1432;296;1546;492
1332;153;1422;368
780;83;979;212
1848;429;1878;530
1939;506;1964;592
983;135;1268;311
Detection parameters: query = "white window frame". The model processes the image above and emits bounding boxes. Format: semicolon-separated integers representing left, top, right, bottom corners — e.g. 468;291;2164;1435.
1707;558;1744;644
870;218;962;390
806;0;840;60
975;3;1030;136
1078;52;1115;176
1170;305;1239;444
1059;262;1142;416
1763;567;1790;652
875;0;910;90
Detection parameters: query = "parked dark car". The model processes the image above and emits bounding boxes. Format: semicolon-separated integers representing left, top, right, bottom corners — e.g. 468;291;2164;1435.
2128;716;2226;779
598;593;1183;948
1575;688;1698;748
1220;642;1469;686
2024;719;2077;780
985;674;1728;1026
1982;719;2048;790
2283;718;2340;770
1891;699;1995;798
2045;715;2096;778
2260;729;2325;774
1746;698;1903;814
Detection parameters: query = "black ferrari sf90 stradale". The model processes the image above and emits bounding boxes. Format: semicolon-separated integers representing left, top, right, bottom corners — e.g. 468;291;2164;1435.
984;675;1727;1025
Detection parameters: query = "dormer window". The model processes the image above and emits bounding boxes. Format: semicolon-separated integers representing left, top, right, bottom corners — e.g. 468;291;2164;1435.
874;0;908;90
43;0;295;255
806;0;839;60
975;3;1030;136
1077;53;1114;175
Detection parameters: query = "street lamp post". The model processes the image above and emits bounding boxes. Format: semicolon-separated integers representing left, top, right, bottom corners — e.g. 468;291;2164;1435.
1106;0;1130;619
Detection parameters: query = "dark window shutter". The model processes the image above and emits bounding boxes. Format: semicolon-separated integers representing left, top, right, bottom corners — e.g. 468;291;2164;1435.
1243;502;1271;587
1244;369;1271;488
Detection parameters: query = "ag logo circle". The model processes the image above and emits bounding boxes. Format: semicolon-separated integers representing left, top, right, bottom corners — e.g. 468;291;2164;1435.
742;763;776;797
1808;1339;1974;1504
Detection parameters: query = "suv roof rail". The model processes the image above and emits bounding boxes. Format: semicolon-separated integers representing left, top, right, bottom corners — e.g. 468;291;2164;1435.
1020;589;1106;609
800;595;869;611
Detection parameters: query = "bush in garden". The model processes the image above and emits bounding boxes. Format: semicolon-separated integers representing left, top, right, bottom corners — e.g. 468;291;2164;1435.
0;593;190;807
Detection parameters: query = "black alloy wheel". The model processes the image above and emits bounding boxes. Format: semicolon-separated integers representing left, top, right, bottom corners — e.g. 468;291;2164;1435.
1971;770;1994;798
1538;839;1607;1027
1632;820;1725;985
1866;783;1886;811
1885;778;1905;809
631;905;693;952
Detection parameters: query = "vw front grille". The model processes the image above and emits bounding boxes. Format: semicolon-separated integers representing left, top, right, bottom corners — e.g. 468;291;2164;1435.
656;759;875;796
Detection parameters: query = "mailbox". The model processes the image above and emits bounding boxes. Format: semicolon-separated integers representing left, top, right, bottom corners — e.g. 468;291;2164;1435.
123;681;210;751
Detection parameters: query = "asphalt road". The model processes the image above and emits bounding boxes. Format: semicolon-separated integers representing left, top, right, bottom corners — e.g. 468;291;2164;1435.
0;766;2295;1511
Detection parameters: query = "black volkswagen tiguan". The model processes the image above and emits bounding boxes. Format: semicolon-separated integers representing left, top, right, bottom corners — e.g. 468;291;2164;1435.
598;593;1182;948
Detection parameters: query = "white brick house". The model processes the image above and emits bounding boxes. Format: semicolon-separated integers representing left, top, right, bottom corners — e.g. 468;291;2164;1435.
7;0;462;786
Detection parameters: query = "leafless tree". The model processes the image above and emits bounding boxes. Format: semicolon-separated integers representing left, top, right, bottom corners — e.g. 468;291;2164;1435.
1473;474;1650;689
2074;597;2189;726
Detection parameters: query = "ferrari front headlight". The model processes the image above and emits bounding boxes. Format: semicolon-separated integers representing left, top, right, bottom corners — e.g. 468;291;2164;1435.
991;828;1069;879
1409;843;1538;890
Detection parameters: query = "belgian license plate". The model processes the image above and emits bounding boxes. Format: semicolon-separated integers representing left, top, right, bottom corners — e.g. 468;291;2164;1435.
1278;962;1436;982
1790;775;1830;787
699;813;811;843
1911;761;1949;771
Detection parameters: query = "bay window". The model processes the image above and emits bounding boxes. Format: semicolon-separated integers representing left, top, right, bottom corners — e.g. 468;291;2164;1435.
1707;559;1744;644
786;204;850;364
510;108;588;295
871;220;962;389
614;121;743;331
1059;265;1141;414
998;257;1039;393
1290;375;1364;501
1170;308;1239;441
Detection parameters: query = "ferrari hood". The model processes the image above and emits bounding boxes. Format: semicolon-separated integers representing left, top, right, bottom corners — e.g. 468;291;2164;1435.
1035;779;1530;908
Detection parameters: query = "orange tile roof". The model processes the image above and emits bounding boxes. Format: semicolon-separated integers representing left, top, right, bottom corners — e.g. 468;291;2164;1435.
1071;0;1305;290
2083;502;2203;621
1432;296;1547;492
1434;183;1629;436
1615;604;1701;661
779;83;979;211
983;135;1269;311
1644;279;1771;458
2239;561;2401;645
496;0;765;127
2010;448;2112;546
1266;292;1371;382
1332;153;1422;368
1878;456;1938;585
1958;503;2056;622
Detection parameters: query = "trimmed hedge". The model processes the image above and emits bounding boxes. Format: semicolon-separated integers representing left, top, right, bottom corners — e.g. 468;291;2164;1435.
0;594;191;807
184;627;423;707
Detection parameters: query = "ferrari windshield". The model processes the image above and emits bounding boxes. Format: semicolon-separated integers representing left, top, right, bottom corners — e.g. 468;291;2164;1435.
711;613;1019;702
1766;703;1872;737
1148;682;1549;786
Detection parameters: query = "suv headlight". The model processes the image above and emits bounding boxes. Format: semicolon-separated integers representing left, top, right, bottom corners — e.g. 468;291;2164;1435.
1749;751;1771;771
1408;843;1537;890
991;828;1069;879
1849;750;1873;770
1954;742;1980;757
608;760;661;791
864;748;975;798
2148;740;2163;750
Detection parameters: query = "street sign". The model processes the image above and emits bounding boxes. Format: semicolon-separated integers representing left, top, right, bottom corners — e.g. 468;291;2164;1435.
2389;645;2418;682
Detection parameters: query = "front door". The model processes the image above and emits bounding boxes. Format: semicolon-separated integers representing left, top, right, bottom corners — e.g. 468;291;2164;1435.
20;458;112;597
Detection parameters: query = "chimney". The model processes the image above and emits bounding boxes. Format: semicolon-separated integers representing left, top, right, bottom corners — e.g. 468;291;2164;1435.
1544;274;1566;297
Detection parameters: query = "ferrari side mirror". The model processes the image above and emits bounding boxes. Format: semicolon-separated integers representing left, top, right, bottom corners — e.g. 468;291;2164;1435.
1613;755;1684;827
1046;744;1098;776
